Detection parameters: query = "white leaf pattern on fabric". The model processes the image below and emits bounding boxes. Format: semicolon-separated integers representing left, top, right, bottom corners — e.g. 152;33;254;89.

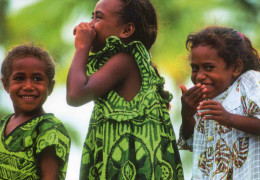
179;70;260;180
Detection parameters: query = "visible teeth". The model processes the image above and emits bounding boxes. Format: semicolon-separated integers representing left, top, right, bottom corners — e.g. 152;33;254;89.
22;96;35;99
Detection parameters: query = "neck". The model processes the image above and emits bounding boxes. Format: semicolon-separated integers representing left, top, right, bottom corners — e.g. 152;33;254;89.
13;108;45;122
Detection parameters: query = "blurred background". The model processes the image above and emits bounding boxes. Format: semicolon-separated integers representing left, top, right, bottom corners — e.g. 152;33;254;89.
0;0;260;179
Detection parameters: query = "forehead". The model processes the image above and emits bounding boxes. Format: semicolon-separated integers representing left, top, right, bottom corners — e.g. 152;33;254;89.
95;0;122;14
191;45;222;62
12;57;45;72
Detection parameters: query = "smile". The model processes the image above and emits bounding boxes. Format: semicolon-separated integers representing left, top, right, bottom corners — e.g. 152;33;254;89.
21;95;37;99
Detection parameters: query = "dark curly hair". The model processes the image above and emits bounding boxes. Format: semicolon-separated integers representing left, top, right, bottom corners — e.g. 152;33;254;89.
118;0;157;51
186;26;260;73
118;0;171;109
1;44;55;86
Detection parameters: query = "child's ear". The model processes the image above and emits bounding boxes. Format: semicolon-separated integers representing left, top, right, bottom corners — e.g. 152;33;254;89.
119;22;135;38
233;59;243;79
48;80;55;95
2;78;9;93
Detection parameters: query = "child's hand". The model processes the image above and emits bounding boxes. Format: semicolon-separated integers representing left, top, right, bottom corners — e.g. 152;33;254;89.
197;100;231;125
73;22;96;50
180;83;207;115
179;84;207;138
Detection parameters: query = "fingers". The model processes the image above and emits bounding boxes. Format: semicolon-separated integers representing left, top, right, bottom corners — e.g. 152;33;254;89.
184;83;201;96
198;109;221;116
73;22;92;35
198;100;220;108
180;85;187;94
190;85;204;100
202;115;219;121
197;100;222;112
186;84;207;102
180;83;208;111
197;100;225;121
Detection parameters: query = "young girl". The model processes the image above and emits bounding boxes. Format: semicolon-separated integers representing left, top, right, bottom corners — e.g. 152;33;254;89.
178;26;260;179
67;0;184;179
0;45;71;180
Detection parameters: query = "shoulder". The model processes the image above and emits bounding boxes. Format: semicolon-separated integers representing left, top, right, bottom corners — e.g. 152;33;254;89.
236;71;260;117
109;52;136;65
223;71;260;111
36;114;70;137
96;36;149;68
0;114;12;126
238;70;260;92
35;114;70;157
237;70;260;105
103;52;138;76
239;70;260;82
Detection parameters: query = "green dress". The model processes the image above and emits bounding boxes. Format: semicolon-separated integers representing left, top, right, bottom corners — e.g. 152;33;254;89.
80;36;183;180
0;113;71;180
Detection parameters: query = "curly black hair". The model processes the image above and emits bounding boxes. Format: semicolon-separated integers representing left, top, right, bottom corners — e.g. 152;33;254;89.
1;44;55;86
186;26;260;73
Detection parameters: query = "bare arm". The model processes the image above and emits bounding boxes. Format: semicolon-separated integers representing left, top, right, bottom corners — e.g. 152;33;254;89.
198;100;260;135
67;22;140;106
66;22;94;106
180;84;207;139
67;43;138;106
39;146;59;180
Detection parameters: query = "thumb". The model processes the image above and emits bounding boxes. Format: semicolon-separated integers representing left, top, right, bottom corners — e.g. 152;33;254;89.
73;27;77;35
180;85;187;95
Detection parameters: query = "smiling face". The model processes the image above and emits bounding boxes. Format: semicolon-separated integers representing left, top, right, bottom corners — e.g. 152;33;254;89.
4;57;54;116
89;0;124;52
190;45;236;99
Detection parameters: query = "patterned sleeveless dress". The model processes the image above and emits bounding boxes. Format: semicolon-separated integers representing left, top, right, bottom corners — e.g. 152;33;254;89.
80;36;184;180
0;113;71;180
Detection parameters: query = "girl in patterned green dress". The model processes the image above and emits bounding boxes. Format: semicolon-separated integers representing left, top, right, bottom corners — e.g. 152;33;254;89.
67;0;183;179
0;45;71;180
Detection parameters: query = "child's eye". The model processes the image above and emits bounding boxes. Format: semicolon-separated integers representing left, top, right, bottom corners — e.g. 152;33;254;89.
95;15;101;21
92;12;103;21
191;66;199;72
205;65;214;71
13;76;24;81
33;77;43;82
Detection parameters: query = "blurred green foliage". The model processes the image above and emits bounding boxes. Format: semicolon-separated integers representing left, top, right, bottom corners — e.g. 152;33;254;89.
0;0;260;178
1;0;260;83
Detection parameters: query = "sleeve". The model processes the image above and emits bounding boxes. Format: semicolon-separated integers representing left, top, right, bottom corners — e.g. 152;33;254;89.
239;71;260;119
35;120;71;165
177;124;193;152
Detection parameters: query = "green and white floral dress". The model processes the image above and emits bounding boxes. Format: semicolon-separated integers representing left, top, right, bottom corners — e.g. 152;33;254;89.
80;36;183;180
0;113;71;180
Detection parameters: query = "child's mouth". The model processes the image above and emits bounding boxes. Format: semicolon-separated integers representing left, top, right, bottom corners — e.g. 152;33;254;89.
20;95;37;100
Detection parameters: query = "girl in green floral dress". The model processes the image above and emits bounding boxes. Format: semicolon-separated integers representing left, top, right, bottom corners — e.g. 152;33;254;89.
67;0;183;179
0;45;71;180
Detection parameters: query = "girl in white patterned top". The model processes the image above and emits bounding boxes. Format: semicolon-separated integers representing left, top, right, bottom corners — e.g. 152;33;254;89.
178;26;260;180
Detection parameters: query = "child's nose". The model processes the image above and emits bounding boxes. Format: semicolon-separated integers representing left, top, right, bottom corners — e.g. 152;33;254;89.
196;72;206;83
22;80;34;91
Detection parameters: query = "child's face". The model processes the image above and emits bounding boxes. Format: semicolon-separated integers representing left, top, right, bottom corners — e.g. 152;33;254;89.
190;45;235;99
90;0;124;52
4;57;54;116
